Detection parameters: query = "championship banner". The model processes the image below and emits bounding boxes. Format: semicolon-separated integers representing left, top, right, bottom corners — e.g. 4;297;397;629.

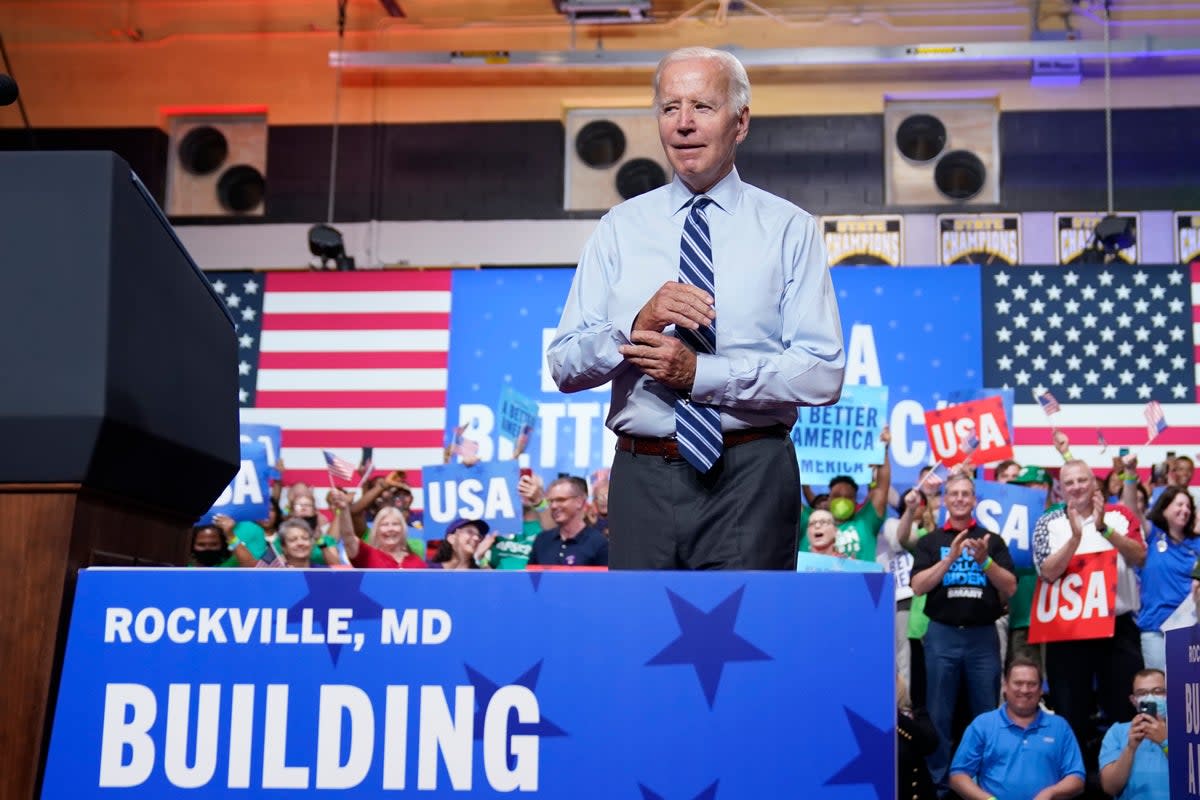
937;214;1020;266
419;461;522;538
922;395;1014;467
822;215;903;266
1027;549;1118;644
972;480;1045;571
197;440;272;525
1177;212;1200;264
42;569;895;799
1055;212;1139;264
1166;624;1200;800
790;384;889;485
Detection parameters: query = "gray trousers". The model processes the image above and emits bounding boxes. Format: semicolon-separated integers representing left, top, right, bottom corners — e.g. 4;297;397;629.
607;434;800;570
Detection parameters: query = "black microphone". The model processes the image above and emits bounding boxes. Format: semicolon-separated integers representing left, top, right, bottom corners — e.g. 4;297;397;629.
0;73;17;106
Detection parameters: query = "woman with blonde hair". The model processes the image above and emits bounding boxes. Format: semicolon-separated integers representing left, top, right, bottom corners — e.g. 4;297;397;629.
333;492;425;569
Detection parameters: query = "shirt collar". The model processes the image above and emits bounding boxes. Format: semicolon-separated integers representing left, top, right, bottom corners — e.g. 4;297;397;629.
943;517;978;532
668;167;742;218
999;703;1045;730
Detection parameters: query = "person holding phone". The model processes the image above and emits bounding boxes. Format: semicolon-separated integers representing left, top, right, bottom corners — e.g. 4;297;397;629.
1099;669;1169;800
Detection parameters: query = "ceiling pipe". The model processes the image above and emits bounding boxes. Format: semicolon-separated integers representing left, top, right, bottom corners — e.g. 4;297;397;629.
330;35;1200;69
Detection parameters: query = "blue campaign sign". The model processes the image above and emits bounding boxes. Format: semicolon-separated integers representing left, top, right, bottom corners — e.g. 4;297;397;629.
972;480;1045;570
832;266;984;490
496;385;540;444
420;460;523;538
446;269;614;484
43;568;894;800
240;423;282;481
1166;625;1200;800
443;266;984;491
796;552;886;574
197;441;271;524
791;384;889;485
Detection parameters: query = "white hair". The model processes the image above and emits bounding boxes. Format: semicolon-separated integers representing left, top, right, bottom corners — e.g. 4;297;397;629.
653;46;751;116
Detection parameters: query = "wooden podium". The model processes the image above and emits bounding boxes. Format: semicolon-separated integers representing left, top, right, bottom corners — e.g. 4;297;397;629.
0;152;239;800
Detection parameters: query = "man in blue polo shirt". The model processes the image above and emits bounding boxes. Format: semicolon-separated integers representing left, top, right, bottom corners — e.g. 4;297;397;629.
1099;668;1169;800
950;657;1085;800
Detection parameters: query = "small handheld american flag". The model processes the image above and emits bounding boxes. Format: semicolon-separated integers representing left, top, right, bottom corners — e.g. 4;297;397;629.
323;450;357;481
959;421;980;457
1144;401;1168;442
1036;390;1061;416
456;437;480;459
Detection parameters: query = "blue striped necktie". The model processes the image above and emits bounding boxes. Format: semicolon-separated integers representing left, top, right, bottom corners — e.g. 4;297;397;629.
675;195;723;472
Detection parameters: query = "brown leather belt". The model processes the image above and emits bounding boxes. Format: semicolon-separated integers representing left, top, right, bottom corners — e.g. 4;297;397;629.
616;425;788;459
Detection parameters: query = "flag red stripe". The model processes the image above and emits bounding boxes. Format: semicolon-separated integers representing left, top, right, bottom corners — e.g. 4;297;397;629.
256;390;447;409
258;352;448;369
266;271;454;292
261;313;451;331
1191;262;1200;282
281;430;444;448
283;469;425;489
1014;426;1200;446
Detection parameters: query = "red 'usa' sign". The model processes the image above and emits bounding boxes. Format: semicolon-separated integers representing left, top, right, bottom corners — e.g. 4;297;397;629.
923;396;1014;467
1027;550;1118;644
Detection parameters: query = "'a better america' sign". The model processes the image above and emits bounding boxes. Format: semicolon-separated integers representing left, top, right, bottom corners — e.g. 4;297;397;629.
43;569;893;799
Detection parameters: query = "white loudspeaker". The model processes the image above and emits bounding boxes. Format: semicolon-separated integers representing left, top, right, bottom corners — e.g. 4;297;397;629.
166;113;268;217
884;97;1000;206
564;108;672;212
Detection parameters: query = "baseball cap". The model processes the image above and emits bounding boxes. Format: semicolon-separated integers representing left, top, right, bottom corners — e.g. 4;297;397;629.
445;517;490;537
1009;466;1049;485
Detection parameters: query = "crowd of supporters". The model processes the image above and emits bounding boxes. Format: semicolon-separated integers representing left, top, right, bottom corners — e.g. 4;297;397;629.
188;432;1194;799
189;464;610;573
801;435;1192;800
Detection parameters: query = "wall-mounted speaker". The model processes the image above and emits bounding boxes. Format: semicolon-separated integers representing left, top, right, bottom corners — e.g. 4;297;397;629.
884;97;999;206
166;113;267;217
564;108;671;212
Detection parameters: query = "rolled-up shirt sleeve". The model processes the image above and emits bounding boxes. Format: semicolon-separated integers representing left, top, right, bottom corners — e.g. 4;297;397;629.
690;214;844;409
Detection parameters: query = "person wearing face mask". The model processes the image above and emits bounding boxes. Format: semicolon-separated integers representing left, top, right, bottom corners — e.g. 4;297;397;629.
1099;669;1169;800
799;427;892;561
189;524;234;568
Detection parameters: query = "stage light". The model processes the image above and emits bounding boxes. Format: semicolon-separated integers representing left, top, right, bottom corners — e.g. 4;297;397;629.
308;224;356;271
1093;214;1136;254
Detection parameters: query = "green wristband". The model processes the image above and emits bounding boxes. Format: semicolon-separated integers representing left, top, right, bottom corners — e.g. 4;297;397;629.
534;499;549;512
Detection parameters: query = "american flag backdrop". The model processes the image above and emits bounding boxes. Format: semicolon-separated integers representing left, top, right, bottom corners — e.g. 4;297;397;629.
982;263;1200;469
207;270;452;506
